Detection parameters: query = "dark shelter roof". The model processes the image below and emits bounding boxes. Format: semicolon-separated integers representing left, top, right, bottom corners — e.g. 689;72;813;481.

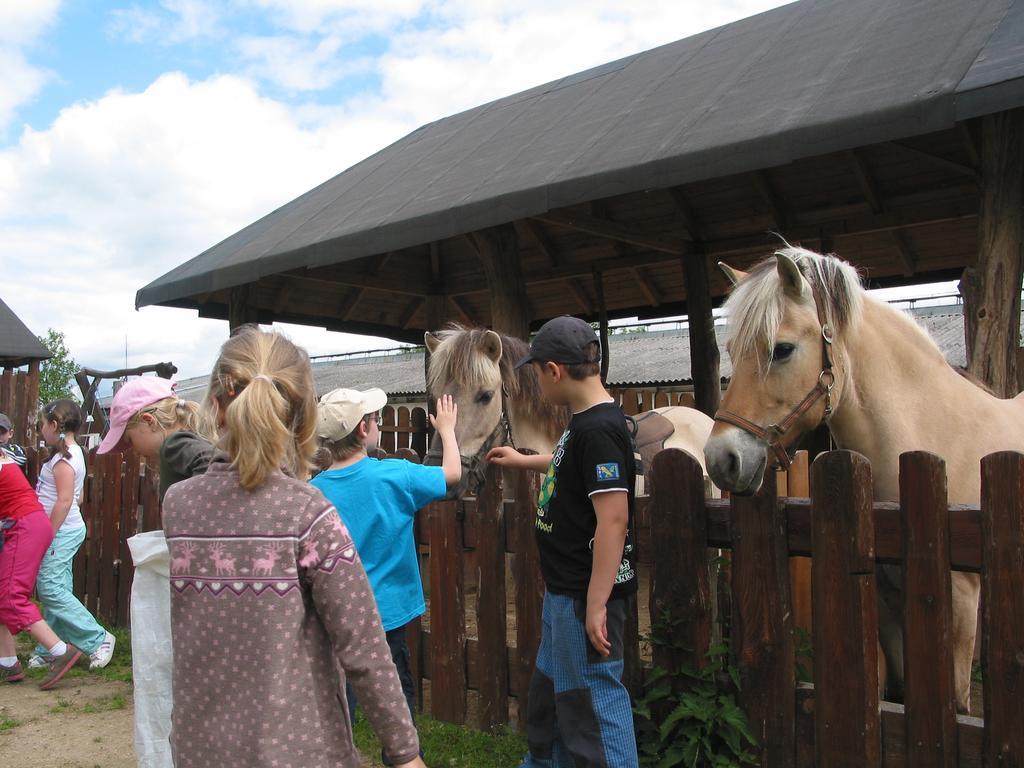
137;0;1024;342
0;297;51;366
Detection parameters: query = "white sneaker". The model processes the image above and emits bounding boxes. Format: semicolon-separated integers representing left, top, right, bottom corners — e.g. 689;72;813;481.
89;631;116;670
27;654;52;669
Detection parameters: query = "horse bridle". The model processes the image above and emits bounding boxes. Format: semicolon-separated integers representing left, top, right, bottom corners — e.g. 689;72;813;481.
714;295;836;471
426;385;516;495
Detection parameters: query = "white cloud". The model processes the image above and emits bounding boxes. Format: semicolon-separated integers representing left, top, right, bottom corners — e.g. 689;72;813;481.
108;0;221;44
0;0;60;134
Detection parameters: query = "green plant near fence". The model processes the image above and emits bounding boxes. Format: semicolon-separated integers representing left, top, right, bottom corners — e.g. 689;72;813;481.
633;611;758;768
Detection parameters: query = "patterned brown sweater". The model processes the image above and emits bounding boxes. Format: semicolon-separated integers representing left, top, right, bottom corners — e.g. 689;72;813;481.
162;457;420;767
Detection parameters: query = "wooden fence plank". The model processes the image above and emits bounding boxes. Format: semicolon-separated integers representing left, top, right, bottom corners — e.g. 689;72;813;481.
786;451;813;640
116;453;141;626
980;451;1024;765
397;407;410;451
99;450;123;625
510;468;543;731
427;498;466;724
649;449;711;675
411;407;428;457
474;464;508;729
811;450;880;767
380;405;396;454
731;468;795;767
900;451;956;767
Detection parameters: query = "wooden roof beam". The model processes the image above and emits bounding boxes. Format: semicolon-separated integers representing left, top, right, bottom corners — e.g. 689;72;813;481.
515;219;559;268
890;230;916;277
886;141;981;183
342;287;367;321
630;266;661;307
957;122;980;170
566;281;593;314
532;211;688;255
400;297;425;329
666;186;703;241
846;149;883;214
751;170;787;230
282;270;425;297
447;295;475;325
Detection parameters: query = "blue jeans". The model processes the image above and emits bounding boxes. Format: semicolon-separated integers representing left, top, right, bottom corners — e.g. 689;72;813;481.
34;525;106;655
520;591;638;768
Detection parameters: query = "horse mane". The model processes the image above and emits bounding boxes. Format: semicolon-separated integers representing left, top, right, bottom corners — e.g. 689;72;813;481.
426;324;570;436
724;245;864;370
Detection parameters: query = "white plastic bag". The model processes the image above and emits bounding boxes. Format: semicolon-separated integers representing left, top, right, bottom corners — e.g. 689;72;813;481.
127;531;174;768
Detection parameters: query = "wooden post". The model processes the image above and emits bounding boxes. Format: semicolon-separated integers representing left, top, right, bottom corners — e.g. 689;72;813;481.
593;266;610;382
428;498;467;724
649;449;712;676
509;467;543;732
23;360;40;446
681;253;721;417
961;107;1024;397
811;451;880;767
786;451;813;641
900;451;957;766
474;464;509;729
228;284;258;332
980;451;1024;764
730;468;796;767
473;225;530;339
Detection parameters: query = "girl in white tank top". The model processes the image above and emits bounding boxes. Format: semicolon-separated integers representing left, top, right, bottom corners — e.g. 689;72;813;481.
31;400;114;674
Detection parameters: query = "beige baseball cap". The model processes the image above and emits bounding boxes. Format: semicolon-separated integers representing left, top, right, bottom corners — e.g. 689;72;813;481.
316;387;388;441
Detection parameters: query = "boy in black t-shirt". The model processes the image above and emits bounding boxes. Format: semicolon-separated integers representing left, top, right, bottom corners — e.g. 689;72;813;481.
488;316;638;768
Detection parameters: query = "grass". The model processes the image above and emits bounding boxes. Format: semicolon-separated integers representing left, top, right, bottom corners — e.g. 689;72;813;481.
353;713;527;768
17;625;133;685
81;693;127;714
0;715;22;731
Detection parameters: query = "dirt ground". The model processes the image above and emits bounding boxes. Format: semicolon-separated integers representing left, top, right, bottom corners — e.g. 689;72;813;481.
0;677;136;768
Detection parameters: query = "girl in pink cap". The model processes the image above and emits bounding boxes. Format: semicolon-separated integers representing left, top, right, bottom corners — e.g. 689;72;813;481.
97;376;214;502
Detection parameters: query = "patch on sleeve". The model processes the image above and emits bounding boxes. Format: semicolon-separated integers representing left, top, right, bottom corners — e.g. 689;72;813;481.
596;462;621;481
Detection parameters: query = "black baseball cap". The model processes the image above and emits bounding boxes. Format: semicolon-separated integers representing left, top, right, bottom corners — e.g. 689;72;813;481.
515;316;600;369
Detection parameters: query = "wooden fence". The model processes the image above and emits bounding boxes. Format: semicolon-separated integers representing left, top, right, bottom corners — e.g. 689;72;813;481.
21;445;159;629
408;448;1023;765
0;362;41;446
378;404;428;456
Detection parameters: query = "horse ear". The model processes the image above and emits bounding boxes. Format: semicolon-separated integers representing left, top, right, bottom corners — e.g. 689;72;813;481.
776;252;806;299
480;330;503;363
424;332;440;354
718;262;748;286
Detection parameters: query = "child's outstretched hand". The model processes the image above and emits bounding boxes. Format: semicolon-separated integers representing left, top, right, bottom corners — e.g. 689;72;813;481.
486;446;522;467
429;394;458;434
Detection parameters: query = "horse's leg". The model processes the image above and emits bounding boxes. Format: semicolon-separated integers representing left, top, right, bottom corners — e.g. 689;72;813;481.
951;571;980;714
876;565;905;703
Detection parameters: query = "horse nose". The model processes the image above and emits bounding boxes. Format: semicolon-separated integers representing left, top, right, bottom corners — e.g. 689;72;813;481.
704;438;742;490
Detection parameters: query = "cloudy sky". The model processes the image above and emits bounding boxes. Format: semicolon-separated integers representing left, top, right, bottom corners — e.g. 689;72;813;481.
3;0;811;382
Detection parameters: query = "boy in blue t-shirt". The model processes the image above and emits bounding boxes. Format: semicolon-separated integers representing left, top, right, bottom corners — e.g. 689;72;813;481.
310;387;460;751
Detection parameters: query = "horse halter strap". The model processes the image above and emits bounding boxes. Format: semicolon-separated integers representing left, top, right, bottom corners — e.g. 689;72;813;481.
714;304;836;471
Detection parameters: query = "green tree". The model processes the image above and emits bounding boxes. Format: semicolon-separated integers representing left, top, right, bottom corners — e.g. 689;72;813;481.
37;329;80;404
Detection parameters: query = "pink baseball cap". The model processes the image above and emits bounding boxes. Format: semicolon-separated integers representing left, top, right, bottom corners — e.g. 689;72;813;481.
97;377;178;454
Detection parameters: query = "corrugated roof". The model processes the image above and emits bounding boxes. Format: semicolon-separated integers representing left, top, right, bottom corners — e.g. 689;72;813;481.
0;297;51;366
123;304;1002;405
137;0;1024;311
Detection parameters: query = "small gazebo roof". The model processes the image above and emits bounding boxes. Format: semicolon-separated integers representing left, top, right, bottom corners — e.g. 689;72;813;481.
137;0;1024;343
0;297;51;367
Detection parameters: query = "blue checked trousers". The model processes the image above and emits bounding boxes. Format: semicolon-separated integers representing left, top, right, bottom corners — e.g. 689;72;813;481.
519;591;638;768
34;525;106;656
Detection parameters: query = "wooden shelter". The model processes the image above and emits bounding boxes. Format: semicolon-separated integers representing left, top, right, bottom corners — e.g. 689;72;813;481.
0;296;51;446
138;0;1024;412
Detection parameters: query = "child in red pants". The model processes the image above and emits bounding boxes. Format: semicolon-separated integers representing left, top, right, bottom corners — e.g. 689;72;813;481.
0;452;83;689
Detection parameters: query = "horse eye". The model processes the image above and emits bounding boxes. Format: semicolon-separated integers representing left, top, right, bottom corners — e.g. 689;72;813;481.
476;391;494;404
772;343;796;362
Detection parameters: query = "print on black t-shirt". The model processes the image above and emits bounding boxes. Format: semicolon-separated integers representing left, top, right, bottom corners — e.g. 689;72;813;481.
534;401;638;599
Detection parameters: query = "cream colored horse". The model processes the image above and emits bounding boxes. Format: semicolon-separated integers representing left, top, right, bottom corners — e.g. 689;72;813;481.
424;325;716;499
704;245;1024;713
